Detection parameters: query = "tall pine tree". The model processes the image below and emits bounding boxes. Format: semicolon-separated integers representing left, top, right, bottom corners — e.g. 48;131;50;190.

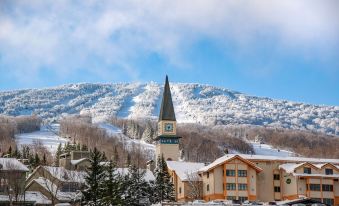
82;147;105;206
101;160;123;205
154;155;175;203
123;164;151;206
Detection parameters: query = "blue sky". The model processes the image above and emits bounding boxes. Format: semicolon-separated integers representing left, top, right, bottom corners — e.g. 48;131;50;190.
0;0;338;105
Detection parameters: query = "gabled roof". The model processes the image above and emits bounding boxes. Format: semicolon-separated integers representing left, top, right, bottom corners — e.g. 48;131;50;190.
279;163;307;173
0;158;29;171
29;177;81;201
314;162;339;171
198;154;263;173
159;75;176;121
43;166;86;183
166;161;205;181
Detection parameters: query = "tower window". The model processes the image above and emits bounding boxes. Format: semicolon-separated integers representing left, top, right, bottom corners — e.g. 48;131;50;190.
207;172;209;178
207;184;210;191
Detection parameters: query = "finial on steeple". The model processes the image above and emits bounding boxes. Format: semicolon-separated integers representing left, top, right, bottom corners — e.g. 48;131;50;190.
159;75;176;121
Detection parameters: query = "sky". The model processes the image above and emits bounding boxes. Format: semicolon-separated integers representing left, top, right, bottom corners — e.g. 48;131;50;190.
0;0;338;106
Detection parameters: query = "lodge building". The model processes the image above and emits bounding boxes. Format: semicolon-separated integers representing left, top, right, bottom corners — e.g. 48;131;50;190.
156;76;339;206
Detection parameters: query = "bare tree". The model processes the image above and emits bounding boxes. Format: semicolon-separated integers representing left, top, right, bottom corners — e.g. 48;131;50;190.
185;172;203;201
2;161;27;205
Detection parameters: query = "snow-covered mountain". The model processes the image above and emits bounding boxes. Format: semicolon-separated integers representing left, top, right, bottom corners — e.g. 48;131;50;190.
0;82;338;135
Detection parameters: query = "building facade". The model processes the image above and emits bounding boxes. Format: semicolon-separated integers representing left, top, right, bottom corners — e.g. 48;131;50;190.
198;154;339;206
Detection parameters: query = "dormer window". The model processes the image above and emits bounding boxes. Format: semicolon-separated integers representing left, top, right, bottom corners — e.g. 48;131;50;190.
304;167;311;174
325;168;333;175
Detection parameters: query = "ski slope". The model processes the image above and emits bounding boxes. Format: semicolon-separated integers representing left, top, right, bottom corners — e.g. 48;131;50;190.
250;141;295;157
15;124;69;154
97;123;155;158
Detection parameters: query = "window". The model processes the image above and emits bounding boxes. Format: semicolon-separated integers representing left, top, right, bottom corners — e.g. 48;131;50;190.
309;184;321;191
179;187;182;194
227;196;236;200
207;172;209;178
226;183;236;190
207;184;209;191
238;183;247;190
323;198;334;206
304;167;311;174
239;196;248;203
226;170;235;176
322;184;333;191
238;170;247;177
274;186;281;192
273;174;280;180
325;168;333;175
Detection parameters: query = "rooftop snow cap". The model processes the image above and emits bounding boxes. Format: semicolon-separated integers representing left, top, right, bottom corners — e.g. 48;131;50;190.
159;75;176;121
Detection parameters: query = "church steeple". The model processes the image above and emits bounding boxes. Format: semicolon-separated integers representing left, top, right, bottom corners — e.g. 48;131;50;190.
159;75;176;121
156;75;180;162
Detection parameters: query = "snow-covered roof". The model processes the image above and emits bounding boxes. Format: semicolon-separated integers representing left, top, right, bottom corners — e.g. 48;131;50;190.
199;154;339;173
43;166;85;183
0;191;51;204
293;173;339;178
32;177;81;201
25;191;52;205
279;163;306;173
166;161;205;181
199;154;263;173
0;158;29;171
114;168;155;182
71;158;89;165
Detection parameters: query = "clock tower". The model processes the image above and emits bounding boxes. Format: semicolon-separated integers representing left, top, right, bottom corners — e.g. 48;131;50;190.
156;75;180;162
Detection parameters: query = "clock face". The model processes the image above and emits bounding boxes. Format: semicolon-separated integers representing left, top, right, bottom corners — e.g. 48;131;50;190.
165;123;174;132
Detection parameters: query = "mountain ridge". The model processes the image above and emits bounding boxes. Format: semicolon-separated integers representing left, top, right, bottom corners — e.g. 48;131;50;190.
0;82;338;135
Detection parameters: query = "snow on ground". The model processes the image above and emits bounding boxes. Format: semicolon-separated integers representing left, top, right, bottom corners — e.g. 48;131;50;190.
97;123;155;158
15;124;69;154
250;141;295;157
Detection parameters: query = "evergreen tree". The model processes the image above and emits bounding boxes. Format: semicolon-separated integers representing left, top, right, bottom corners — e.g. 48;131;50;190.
154;155;175;203
81;144;88;151
54;143;62;166
42;153;47;165
141;122;154;143
76;142;81;151
123;164;151;206
125;153;131;167
113;147;119;165
101;160;123;205
7;146;12;157
34;153;40;168
82;147;105;206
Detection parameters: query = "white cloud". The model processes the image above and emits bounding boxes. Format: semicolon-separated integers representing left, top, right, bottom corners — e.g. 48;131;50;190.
0;0;338;83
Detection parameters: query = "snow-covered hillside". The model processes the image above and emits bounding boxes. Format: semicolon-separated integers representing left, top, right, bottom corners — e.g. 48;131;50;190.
15;124;69;154
1;82;338;135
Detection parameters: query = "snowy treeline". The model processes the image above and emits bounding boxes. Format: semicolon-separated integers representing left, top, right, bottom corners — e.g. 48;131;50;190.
0;82;338;135
59;116;151;167
0;115;42;154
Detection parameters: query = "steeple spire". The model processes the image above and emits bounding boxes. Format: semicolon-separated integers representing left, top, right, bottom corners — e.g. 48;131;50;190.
159;75;176;121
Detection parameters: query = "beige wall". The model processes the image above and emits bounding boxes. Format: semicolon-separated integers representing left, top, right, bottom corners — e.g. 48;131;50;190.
156;143;179;161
